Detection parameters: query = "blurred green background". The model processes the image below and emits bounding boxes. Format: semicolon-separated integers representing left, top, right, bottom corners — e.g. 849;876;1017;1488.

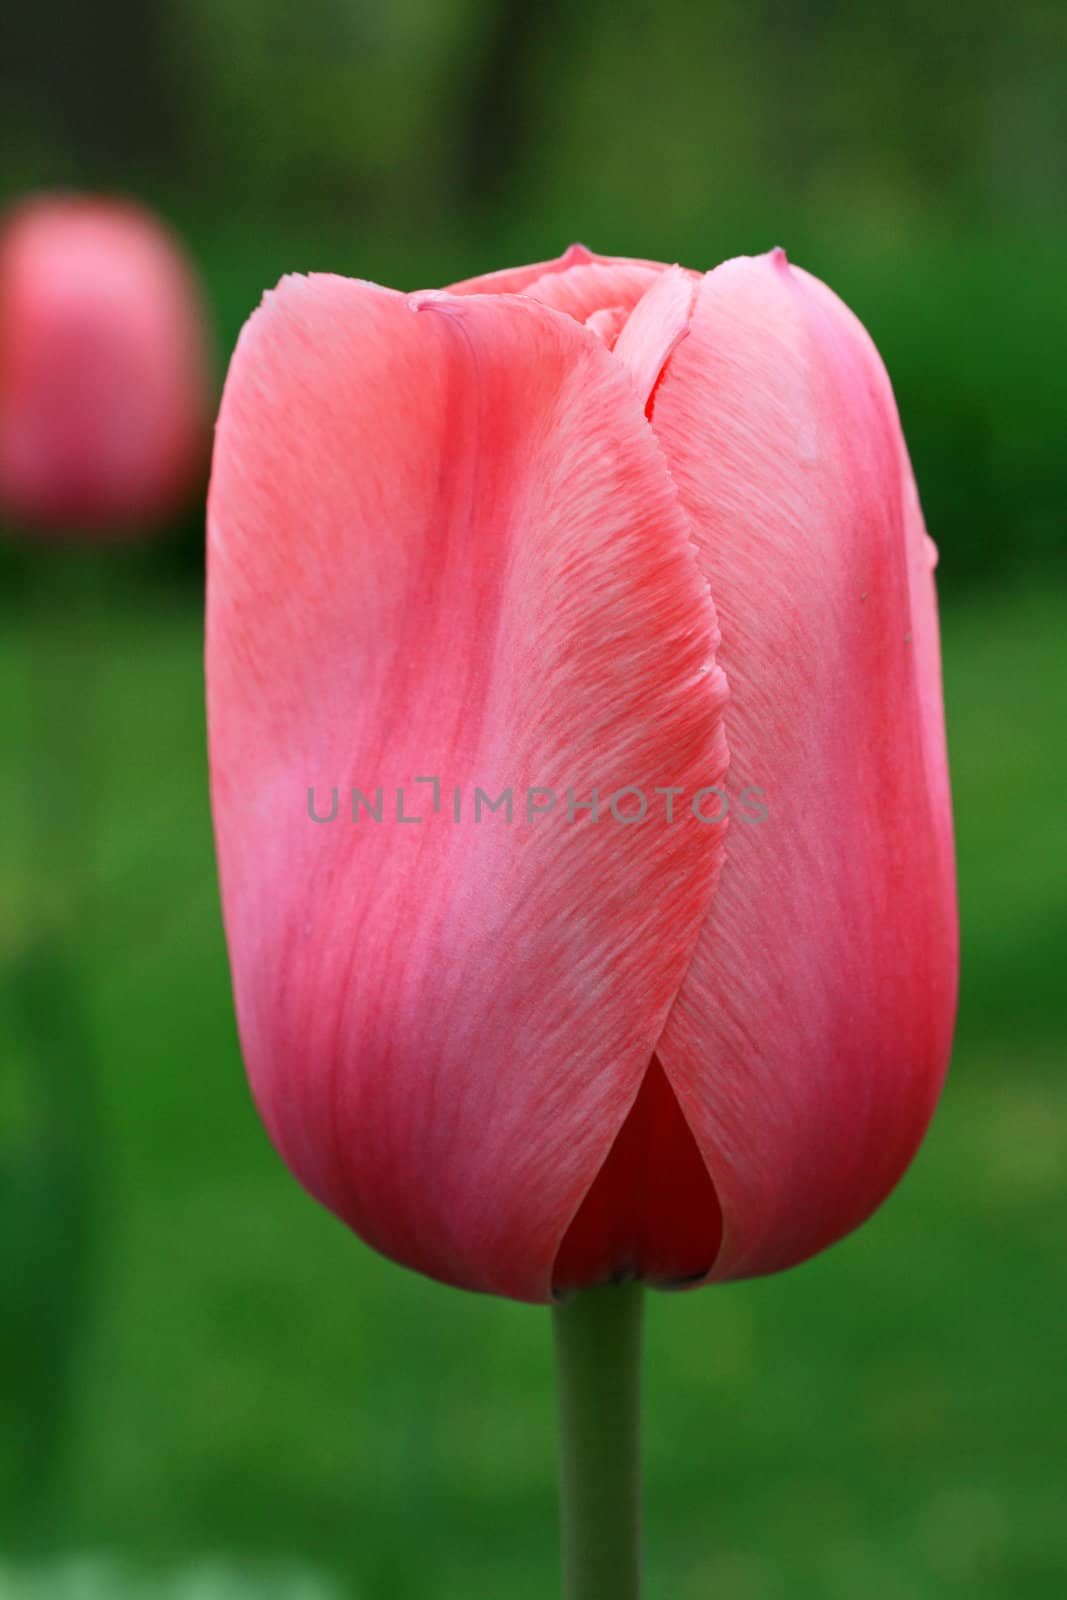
1;2;1065;1596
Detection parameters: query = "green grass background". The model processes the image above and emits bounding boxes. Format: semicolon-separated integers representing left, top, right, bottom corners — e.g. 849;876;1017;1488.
1;568;1063;1597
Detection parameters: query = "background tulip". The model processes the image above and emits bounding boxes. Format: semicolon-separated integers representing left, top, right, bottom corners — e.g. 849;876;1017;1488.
208;244;957;1305
0;194;210;533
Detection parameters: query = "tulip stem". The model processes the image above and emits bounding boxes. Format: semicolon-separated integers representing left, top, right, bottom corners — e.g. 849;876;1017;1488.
552;1283;644;1600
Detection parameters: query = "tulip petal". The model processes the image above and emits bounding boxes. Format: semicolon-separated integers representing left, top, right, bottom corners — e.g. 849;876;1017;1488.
449;246;669;302
611;265;695;411
649;250;958;1281
553;1055;723;1292
448;242;595;295
208;274;729;1302
520;261;662;323
584;306;628;347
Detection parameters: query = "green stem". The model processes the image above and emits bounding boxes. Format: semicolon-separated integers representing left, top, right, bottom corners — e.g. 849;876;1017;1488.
552;1284;644;1600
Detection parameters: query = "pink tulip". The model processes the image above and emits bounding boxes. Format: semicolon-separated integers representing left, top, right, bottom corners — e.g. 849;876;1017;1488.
0;194;210;532
207;244;957;1304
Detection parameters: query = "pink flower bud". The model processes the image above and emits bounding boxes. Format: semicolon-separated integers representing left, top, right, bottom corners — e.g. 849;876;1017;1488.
207;246;957;1302
0;194;211;533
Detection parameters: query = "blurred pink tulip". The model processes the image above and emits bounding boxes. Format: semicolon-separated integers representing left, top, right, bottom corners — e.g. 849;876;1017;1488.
206;244;958;1303
0;194;210;532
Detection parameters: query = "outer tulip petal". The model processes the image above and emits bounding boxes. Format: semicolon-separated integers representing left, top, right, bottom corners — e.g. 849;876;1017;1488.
650;251;958;1282
208;275;729;1302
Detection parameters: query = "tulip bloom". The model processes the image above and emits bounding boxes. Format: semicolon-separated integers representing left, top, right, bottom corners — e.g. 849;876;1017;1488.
0;194;210;532
207;245;957;1306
